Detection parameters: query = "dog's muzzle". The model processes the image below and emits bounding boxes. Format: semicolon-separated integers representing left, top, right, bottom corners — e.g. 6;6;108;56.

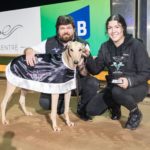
73;60;79;64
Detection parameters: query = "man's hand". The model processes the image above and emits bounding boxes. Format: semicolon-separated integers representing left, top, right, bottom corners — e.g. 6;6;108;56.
117;77;129;89
24;48;36;66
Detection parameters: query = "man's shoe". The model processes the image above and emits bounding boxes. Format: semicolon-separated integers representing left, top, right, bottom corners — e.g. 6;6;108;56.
80;114;93;121
77;111;92;121
125;107;143;130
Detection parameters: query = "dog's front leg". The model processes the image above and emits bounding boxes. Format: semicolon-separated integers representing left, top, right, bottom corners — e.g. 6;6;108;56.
51;94;61;132
64;91;74;127
19;89;33;116
1;81;16;125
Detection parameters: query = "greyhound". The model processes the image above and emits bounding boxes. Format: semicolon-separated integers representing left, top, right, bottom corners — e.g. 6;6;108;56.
1;41;85;132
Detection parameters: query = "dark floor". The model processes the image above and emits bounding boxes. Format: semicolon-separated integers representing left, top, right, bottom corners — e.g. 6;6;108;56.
0;79;150;150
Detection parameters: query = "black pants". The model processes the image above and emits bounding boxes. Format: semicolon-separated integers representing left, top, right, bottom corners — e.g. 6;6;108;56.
78;82;148;116
39;75;148;116
39;93;64;114
39;75;107;115
108;84;148;111
77;76;100;115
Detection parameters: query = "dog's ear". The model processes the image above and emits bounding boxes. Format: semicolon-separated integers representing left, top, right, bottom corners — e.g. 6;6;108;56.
63;42;70;51
64;41;72;51
62;45;67;52
67;41;72;47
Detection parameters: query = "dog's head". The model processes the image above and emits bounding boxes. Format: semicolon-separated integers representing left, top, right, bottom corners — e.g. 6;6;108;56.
66;41;85;65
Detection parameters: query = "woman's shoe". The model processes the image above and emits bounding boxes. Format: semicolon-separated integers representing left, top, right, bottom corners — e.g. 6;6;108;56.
125;107;143;130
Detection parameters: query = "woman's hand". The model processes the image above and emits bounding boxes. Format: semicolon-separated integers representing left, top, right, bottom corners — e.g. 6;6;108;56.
82;44;90;58
82;48;90;57
117;77;129;89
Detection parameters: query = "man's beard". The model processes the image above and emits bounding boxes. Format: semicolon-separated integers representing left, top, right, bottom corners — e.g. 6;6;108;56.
59;34;74;43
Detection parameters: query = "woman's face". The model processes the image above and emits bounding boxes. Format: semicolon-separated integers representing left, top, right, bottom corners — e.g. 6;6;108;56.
107;20;125;47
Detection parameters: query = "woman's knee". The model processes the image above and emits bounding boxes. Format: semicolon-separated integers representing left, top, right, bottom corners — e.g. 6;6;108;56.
112;86;124;98
83;76;100;89
86;93;108;116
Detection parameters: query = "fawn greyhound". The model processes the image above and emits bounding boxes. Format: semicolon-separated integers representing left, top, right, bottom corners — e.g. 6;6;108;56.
1;41;86;132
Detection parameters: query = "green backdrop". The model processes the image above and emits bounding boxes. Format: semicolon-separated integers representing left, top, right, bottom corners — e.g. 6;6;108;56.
40;0;110;56
0;0;110;65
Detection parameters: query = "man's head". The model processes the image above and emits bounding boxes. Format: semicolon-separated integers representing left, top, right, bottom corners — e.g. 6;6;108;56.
56;15;76;43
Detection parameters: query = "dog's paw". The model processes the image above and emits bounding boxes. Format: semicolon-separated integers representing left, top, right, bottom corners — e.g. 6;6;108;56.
53;126;61;132
25;111;33;116
66;121;75;127
2;119;9;125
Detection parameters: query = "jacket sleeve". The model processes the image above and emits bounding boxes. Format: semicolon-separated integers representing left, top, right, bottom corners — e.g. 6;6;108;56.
128;40;150;87
86;45;106;75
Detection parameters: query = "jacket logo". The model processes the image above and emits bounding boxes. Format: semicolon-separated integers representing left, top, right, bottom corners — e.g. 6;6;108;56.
51;48;60;53
111;56;125;73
